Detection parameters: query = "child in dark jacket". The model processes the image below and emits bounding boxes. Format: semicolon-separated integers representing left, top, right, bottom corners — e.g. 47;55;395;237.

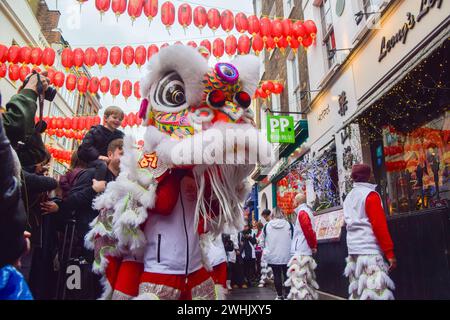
77;106;124;180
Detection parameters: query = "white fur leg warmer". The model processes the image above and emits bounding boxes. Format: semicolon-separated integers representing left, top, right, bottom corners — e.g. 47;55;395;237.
285;254;319;300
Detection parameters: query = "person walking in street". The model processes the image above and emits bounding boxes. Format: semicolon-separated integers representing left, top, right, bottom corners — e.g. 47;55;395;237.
260;207;293;300
258;209;273;288
285;193;319;300
239;224;257;288
343;164;397;300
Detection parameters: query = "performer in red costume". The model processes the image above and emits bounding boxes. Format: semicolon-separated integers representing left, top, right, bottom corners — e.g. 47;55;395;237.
85;45;273;300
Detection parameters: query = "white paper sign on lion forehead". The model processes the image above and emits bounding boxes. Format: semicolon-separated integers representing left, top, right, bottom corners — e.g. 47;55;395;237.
138;44;274;166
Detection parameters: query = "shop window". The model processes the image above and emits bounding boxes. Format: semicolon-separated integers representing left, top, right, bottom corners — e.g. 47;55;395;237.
320;0;337;68
312;145;341;211
382;111;450;215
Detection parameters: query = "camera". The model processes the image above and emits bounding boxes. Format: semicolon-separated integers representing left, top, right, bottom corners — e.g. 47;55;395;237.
22;71;57;102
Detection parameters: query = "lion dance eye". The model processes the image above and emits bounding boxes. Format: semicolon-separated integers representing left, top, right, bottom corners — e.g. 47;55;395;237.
215;63;239;84
207;90;226;109
234;91;251;109
154;72;186;108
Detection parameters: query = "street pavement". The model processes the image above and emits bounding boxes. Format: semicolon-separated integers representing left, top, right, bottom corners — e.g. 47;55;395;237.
226;283;344;300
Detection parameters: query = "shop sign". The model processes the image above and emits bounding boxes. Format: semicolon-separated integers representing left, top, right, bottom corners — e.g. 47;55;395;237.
338;91;348;116
379;0;443;62
267;115;295;143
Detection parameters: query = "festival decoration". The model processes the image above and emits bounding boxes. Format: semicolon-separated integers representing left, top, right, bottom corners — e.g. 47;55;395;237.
100;76;110;95
161;1;175;33
207;8;221;33
42;47;56;68
220;9;234;33
212;38;224;59
237;35;251;55
128;0;145;25
84;47;97;68
193;6;207;33
109;46;122;67
178;3;192;32
235;12;248;34
225;35;237;57
112;0;127;21
96;46;109;69
144;0;158;26
122;45;135;68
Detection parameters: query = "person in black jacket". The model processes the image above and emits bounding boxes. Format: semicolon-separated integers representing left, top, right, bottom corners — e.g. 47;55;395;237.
239;224;257;288
0;114;33;299
41;138;123;299
77;106;124;181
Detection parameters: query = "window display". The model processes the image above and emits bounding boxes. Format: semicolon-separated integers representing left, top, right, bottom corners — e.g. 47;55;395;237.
382;111;450;215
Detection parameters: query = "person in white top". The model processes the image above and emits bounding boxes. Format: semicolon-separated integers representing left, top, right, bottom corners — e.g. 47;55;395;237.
285;193;319;300
343;164;396;300
259;207;293;300
258;210;273;288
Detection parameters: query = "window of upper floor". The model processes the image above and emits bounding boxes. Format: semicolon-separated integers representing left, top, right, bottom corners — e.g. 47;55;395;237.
320;0;337;69
283;0;295;18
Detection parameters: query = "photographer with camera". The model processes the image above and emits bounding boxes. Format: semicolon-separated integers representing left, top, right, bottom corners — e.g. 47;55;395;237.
2;70;55;166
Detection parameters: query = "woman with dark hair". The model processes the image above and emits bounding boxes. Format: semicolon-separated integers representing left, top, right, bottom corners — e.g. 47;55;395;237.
58;149;87;200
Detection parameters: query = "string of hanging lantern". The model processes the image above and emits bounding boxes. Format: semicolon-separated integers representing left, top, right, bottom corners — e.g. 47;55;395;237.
74;0;318;43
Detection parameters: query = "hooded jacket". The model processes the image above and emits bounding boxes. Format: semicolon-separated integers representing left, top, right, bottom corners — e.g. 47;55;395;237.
77;125;124;163
261;218;293;265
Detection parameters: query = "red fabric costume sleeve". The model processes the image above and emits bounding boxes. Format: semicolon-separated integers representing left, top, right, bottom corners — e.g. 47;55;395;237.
298;210;317;250
148;170;184;216
365;192;395;260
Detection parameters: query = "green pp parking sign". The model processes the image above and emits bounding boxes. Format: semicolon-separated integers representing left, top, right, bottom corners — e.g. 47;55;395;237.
267;115;295;143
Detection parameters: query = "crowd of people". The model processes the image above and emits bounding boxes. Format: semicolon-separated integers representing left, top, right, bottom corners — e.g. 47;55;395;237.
0;70;397;301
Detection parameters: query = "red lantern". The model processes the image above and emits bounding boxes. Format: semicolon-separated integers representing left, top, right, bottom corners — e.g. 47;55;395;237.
127;112;137;127
56;117;64;130
259;17;272;42
112;0;127;21
84;47;97;68
110;79;121;98
100;76;110;95
265;36;275;52
30;47;43;66
293;21;307;42
73;48;85;69
122;46;135;68
302;36;313;48
136;113;143;126
66;130;74;139
31;66;42;73
49;118;57;130
7;46;20;64
289;37;300;54
178;3;192;30
19;47;32;65
144;0;158;25
271;19;283;42
220;10;234;33
53;71;65;88
272;82;284;94
42;48;55;67
94;116;101;126
256;87;268;99
86;116;94;130
134;81;141;100
207;8;220;32
235;12;248;34
212;38;224;59
78;117;86;131
282;19;293;41
96;46;108;69
0;64;6;79
160;43;169;49
122;80;132;101
77;76;89;95
66;74;77;92
161;1;175;32
237;35;250;55
247;15;260;36
193;6;207;32
95;0;111;16
56;129;63;138
45;69;55;84
187;41;197;48
277;36;288;54
225;35;237;57
262;81;274;95
19;65;30;82
128;0;144;24
304;20;318;39
89;77;100;95
110;46;122;67
61;48;73;71
47;128;55;136
199;39;211;53
147;44;159;60
121;114;128;128
0;45;8;64
63;117;72;130
252;34;264;55
135;45;147;68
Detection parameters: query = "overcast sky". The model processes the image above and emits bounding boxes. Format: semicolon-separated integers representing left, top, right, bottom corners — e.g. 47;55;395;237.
45;0;254;135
